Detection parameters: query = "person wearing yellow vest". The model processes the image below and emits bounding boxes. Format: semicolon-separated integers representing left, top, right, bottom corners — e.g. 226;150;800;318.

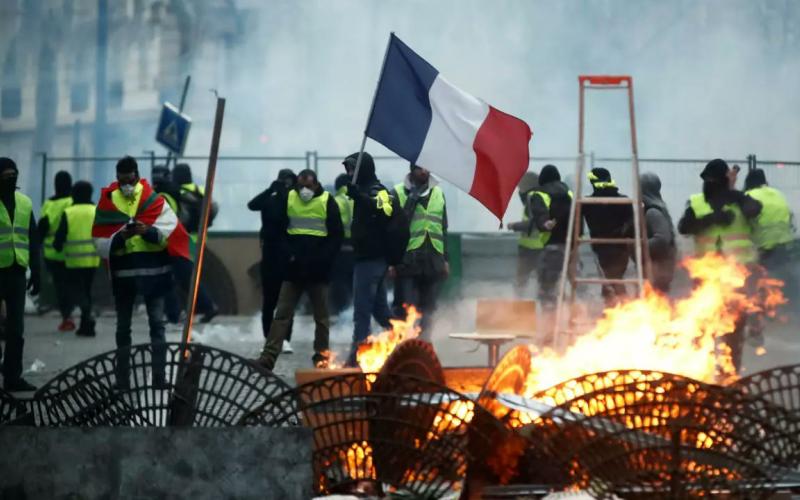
390;164;449;339
507;171;543;296
254;169;343;371
530;165;573;326
0;158;41;392
329;173;355;315
678;159;762;370
38;170;74;331
53;181;100;338
170;163;219;322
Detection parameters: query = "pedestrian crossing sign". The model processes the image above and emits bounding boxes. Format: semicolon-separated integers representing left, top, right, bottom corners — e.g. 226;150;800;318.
156;102;191;155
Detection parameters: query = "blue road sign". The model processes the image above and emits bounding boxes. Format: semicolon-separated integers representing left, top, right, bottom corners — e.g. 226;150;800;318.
156;102;191;155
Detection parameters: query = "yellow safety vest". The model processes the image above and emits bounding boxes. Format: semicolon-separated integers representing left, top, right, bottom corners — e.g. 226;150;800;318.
395;184;445;254
161;192;179;215
519;191;546;250
0;192;32;268
41;196;72;261
63;204;100;268
287;190;329;237
745;186;794;250
110;183;167;256
335;187;354;239
533;189;574;246
689;193;757;263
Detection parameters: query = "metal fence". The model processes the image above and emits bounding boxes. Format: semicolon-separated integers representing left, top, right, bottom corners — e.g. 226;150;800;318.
31;152;800;233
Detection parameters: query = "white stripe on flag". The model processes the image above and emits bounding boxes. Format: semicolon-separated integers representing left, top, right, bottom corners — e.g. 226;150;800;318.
416;75;490;193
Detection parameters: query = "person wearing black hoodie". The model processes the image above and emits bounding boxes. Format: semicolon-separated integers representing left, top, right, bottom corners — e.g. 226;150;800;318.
39;170;73;331
530;165;573;318
254;169;342;370
640;172;677;293
0;158;41;392
581;167;634;306
342;152;396;367
248;168;297;351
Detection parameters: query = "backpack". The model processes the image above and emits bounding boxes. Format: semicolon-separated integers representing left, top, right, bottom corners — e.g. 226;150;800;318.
382;194;410;265
179;186;218;233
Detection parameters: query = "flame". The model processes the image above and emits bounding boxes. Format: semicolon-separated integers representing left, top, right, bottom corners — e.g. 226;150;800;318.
523;254;785;398
356;305;422;373
339;441;375;480
432;400;475;433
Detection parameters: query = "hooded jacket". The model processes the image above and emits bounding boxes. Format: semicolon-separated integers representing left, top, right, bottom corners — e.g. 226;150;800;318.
343;152;394;261
582;169;634;257
640;173;677;291
530;165;572;245
392;173;448;276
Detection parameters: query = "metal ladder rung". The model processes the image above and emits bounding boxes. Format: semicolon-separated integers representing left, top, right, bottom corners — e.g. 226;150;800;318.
578;237;637;245
576;197;636;205
573;278;642;285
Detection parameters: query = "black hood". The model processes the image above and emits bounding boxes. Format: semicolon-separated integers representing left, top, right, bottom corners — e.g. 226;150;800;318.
71;181;93;204
344;152;377;186
173;164;193;185
744;168;767;191
54;170;73;198
538;164;561;185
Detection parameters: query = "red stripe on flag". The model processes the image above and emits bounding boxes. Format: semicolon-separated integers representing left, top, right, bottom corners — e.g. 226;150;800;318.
469;106;532;219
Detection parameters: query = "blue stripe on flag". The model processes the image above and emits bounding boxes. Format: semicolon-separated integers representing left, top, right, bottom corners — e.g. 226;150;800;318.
366;34;439;163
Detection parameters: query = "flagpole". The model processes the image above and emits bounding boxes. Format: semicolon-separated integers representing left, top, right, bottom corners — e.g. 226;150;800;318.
352;32;394;184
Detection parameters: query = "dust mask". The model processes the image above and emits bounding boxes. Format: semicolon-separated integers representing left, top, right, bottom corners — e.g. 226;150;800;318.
120;184;136;198
299;187;314;202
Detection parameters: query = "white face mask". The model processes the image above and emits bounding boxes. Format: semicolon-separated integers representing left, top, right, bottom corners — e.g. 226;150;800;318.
299;187;314;202
120;183;136;198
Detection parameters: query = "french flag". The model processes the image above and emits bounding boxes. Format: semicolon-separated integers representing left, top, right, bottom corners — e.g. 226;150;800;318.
365;34;532;219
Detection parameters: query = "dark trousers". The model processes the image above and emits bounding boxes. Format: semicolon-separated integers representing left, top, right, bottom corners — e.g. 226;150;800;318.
515;247;542;297
0;267;27;382
348;258;392;366
164;256;215;322
537;245;565;311
261;263;293;341
261;281;330;370
45;258;71;319
395;275;442;341
596;249;631;306
113;282;167;385
66;267;96;329
329;248;354;314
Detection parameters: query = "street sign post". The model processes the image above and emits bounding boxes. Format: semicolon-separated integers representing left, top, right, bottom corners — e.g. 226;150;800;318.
156;102;192;156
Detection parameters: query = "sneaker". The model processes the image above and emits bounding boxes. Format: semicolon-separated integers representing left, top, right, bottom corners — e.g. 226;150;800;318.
76;320;97;337
58;318;76;332
282;340;294;354
4;378;37;392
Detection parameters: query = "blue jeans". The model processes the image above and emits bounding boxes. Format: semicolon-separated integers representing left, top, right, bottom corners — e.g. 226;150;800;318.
348;258;392;366
113;283;167;385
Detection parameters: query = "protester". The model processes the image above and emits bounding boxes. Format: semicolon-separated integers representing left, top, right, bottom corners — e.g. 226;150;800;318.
253;169;342;370
342;152;398;366
0;158;41;392
248;168;297;352
329;173;355;315
507;171;543;296
530;164;572;330
678;159;762;370
391;164;449;339
640;172;677;293
166;163;219;323
39;170;73;331
92;156;191;389
582;167;635;306
53;181;99;337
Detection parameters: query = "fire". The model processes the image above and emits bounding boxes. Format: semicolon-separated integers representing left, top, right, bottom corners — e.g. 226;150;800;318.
524;254;785;399
339;441;375;480
356;305;422;373
432;400;475;432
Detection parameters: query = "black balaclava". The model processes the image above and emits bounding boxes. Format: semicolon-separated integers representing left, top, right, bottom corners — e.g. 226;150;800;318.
116;156;139;175
54;171;73;198
744;168;767;191
334;173;350;191
71;181;93;204
277;168;297;188
538;164;561;186
151;165;173;193
172;163;193;185
343;152;377;187
700;159;729;201
588;167;617;192
0;157;18;201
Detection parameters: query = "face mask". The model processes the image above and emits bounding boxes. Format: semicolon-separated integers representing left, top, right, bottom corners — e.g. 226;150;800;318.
120;183;136;198
299;187;314;202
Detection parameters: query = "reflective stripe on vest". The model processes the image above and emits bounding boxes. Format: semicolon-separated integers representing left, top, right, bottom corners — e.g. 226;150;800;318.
0;192;32;268
41;196;72;261
110;183;167;256
689;193;757;263
519;190;546;250
745;186;794;250
533;189;574;246
395;184;446;254
287;190;329;237
335;187;353;239
113;265;171;278
64;204;100;268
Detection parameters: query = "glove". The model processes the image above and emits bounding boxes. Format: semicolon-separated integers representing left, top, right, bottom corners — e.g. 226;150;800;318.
712;209;734;226
27;273;40;296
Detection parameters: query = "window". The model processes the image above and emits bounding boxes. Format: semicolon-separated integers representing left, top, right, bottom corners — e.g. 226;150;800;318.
70;82;90;112
1;87;21;119
109;80;123;109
